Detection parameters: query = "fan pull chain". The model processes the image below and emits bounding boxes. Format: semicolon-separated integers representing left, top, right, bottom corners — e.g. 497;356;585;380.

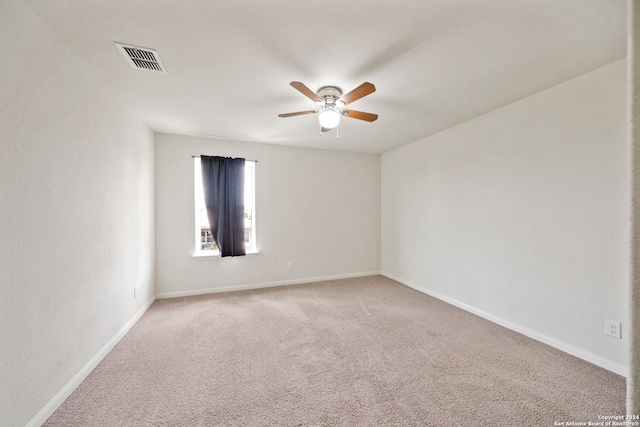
318;126;340;138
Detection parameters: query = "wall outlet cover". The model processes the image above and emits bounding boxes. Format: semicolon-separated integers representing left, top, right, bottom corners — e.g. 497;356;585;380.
604;319;621;339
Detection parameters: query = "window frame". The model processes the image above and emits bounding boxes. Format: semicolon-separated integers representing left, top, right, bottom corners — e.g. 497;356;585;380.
193;157;257;258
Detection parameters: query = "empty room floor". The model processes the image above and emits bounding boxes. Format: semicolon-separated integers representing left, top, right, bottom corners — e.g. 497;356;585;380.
45;275;625;426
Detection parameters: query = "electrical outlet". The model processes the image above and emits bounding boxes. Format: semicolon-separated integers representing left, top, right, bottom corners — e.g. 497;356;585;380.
604;319;621;339
287;261;293;270
134;288;137;300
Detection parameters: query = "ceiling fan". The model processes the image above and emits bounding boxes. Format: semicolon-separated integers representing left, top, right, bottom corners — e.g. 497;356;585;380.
278;81;378;134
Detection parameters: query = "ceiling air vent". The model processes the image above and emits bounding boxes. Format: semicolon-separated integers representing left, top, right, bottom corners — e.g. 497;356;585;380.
115;42;167;74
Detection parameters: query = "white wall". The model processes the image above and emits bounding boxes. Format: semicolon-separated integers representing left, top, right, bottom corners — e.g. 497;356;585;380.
155;133;380;297
629;1;640;411
0;1;155;426
381;59;629;374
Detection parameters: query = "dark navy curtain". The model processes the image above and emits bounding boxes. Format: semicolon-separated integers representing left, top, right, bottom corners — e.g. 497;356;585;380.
200;155;246;257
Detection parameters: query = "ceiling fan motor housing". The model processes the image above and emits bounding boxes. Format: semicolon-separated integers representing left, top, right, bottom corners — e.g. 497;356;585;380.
317;86;343;108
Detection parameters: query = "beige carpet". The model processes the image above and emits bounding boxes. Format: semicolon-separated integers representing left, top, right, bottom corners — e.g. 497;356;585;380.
45;275;625;426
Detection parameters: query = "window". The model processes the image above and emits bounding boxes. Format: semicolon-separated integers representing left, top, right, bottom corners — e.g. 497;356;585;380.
194;158;256;256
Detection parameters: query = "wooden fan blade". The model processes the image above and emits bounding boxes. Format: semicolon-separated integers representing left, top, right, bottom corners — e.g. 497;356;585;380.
290;81;322;102
343;109;378;122
341;82;376;105
321;127;332;133
278;110;317;118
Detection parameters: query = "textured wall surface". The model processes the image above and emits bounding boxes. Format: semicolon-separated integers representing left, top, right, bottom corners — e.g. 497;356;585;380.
628;0;640;415
154;133;380;296
0;1;155;425
381;59;629;374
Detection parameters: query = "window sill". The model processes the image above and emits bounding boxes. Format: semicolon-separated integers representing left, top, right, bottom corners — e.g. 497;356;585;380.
192;250;259;259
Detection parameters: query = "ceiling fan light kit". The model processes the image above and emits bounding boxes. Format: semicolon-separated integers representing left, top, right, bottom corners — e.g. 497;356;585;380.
316;86;343;129
279;81;378;136
318;109;341;129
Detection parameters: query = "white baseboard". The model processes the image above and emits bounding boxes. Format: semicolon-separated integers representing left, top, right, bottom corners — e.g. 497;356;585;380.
381;271;627;377
156;271;381;299
27;296;156;427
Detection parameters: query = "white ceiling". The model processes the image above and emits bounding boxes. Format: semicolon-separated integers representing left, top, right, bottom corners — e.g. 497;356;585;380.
25;0;627;153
